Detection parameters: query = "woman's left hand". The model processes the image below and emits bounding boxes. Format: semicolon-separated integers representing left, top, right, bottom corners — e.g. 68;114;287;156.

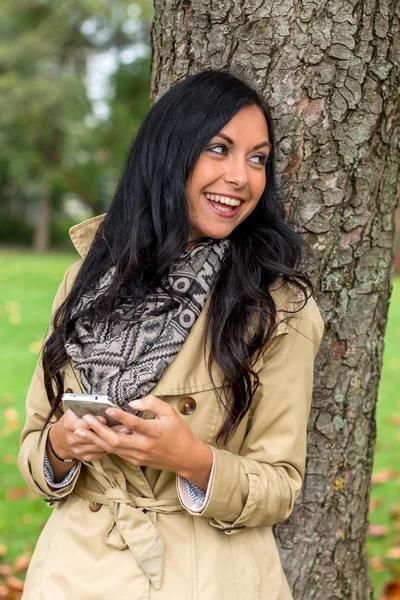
75;395;213;490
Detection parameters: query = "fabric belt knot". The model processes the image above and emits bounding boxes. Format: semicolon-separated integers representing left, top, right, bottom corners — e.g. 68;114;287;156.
74;483;184;590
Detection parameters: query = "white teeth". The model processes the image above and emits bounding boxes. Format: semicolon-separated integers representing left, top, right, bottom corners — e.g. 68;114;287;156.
213;204;231;212
205;193;241;207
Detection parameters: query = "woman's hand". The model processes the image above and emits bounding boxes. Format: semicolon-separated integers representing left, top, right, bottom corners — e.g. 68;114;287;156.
51;410;109;462
75;395;213;491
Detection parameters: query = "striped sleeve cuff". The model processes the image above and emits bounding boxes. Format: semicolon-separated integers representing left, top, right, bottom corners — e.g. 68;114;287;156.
44;450;79;488
177;447;215;513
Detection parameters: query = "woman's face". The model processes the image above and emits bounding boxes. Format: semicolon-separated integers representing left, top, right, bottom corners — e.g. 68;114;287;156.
186;105;270;241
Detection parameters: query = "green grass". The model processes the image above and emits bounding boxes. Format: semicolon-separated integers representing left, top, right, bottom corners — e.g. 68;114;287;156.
0;253;78;559
0;252;399;597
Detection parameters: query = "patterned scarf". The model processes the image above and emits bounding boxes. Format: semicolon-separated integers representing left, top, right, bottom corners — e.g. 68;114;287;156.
65;239;229;411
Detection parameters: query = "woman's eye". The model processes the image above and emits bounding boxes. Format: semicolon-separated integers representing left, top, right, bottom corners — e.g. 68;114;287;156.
250;154;269;166
208;144;228;155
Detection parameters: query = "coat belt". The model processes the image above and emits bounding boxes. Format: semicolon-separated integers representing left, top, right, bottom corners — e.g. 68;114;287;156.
74;483;185;590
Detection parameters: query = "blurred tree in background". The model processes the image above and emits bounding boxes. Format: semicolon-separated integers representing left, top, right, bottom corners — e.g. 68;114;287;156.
0;0;153;251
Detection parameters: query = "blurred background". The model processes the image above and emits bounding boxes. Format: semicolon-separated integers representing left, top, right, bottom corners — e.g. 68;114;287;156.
0;1;399;599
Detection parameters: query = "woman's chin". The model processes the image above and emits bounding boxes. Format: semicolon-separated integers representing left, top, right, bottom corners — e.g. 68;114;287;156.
190;225;233;241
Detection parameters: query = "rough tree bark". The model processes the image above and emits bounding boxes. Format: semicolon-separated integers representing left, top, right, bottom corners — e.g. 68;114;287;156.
150;1;399;598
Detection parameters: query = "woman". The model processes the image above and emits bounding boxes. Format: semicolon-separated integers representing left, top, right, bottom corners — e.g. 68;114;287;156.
19;70;324;600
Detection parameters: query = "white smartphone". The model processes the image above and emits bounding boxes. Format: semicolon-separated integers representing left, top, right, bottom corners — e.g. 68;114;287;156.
62;393;121;426
62;393;156;425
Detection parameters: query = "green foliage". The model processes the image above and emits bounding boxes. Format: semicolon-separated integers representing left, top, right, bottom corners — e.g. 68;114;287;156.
0;0;152;245
0;253;399;599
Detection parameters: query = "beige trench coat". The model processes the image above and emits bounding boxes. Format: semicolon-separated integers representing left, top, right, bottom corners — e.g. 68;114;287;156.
19;215;324;600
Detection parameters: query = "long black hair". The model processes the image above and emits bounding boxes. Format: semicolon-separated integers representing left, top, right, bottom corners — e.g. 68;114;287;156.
42;70;311;443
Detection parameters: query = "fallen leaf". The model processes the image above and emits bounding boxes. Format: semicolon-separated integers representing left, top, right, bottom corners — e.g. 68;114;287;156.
5;486;33;501
29;340;43;354
0;564;12;576
369;556;384;572
0;585;8;599
20;514;32;525
369;524;389;537
5;576;24;592
372;469;397;485
391;506;400;521
0;544;6;556
387;548;400;560
4;301;22;326
388;415;400;426
2;453;16;465
380;579;400;600
2;408;20;434
14;552;31;572
370;498;382;511
0;395;12;406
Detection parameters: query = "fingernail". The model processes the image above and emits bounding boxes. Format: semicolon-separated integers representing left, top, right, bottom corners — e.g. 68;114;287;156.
105;408;116;416
74;429;86;438
129;400;142;407
119;427;130;434
83;415;93;424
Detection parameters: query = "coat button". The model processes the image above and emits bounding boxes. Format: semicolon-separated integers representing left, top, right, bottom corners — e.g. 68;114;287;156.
178;397;196;415
89;502;102;512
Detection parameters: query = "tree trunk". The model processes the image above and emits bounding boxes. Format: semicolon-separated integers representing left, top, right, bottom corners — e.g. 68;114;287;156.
33;191;51;253
150;1;399;598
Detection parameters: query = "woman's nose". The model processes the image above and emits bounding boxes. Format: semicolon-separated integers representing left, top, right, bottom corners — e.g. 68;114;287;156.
223;158;248;188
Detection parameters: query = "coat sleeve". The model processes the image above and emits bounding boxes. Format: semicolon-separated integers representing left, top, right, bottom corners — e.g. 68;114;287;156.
18;261;83;502
179;295;324;532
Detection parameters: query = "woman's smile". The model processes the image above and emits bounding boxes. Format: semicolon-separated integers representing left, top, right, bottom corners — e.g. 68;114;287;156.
202;192;244;217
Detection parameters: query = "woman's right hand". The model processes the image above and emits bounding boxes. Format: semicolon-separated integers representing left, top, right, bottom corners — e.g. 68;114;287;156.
50;410;109;462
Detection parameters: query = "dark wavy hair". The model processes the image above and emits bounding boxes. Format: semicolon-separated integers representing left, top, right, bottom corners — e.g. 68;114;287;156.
42;70;311;443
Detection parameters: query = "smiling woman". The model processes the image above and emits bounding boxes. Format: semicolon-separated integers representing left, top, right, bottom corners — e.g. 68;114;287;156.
18;70;324;600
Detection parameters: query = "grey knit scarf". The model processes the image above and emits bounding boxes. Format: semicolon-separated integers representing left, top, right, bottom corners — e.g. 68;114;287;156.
65;239;229;411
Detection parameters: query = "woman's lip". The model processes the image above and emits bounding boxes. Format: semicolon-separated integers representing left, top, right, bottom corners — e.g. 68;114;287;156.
202;194;242;218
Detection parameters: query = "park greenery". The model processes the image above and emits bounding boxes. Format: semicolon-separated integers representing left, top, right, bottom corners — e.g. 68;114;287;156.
0;0;153;250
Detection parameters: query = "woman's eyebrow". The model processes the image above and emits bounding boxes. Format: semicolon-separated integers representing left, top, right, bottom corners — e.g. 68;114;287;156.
214;132;271;150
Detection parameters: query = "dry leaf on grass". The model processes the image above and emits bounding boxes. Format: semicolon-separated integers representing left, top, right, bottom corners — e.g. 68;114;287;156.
13;553;30;573
369;524;389;537
388;415;400;426
5;487;33;501
20;514;32;525
369;556;384;572
370;497;382;511
387;548;400;560
1;408;20;434
391;506;400;521
0;565;12;577
28;340;43;354
372;469;398;485
4;301;22;326
4;576;24;592
0;546;6;557
0;585;8;599
380;580;400;600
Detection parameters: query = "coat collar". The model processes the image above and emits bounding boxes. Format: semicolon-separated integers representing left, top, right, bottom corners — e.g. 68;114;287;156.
69;214;106;258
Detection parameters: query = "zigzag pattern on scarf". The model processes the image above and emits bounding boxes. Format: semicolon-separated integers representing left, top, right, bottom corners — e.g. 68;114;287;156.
65;239;229;412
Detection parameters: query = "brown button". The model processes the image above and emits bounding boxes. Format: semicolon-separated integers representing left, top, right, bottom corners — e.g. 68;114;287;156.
178;397;196;415
89;502;102;512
